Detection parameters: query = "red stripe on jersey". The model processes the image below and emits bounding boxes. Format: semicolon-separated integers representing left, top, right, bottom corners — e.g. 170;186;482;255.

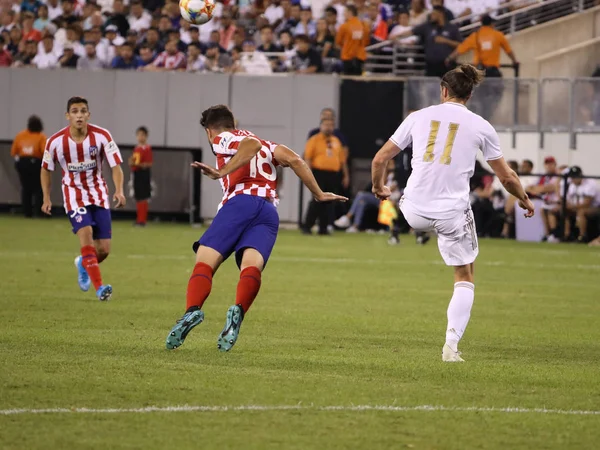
213;136;222;146
88;124;111;142
61;134;73;210
71;140;84;209
88;132;105;207
228;140;240;151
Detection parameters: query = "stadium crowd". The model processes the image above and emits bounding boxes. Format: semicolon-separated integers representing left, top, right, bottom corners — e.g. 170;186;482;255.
0;0;545;75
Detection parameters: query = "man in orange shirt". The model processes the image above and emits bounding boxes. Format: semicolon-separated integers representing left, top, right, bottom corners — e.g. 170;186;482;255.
11;115;47;217
302;117;349;235
446;14;519;119
335;4;370;76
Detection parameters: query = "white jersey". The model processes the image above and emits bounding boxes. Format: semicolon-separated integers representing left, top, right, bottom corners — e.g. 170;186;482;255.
390;102;503;219
42;124;123;212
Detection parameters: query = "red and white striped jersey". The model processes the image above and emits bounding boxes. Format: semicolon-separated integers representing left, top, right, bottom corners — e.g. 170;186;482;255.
42;124;123;212
212;129;280;211
153;50;186;70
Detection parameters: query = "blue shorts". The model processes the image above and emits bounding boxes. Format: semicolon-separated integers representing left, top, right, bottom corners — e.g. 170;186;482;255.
68;205;112;240
195;195;279;268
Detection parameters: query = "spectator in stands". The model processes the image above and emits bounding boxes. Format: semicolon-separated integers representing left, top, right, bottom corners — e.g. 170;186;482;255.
291;34;322;73
22;12;42;42
219;11;236;51
293;6;316;38
0;11;16;34
336;4;370;76
128;0;152;33
165;0;182;30
264;0;284;27
282;3;301;32
112;42;142;69
104;0;129;37
315;18;335;55
395;5;461;77
366;2;388;43
77;41;105;70
409;0;429;26
21;0;43;15
45;0;63;21
58;0;78;26
324;6;338;35
33;34;58;68
524;156;561;242
565;166;600;243
257;25;283;71
389;9;418;43
11;115;46;218
167;28;187;53
146;39;186;71
62;24;84;57
208;29;227;53
157;15;173;42
7;26;22;56
237;39;271;74
138;43;155;66
125;29;140;52
447;14;518;120
33;5;50;31
58;42;79;67
520;159;534;176
186;42;206;71
13;39;38;67
302;117;349;235
0;36;12;66
143;28;163;54
204;42;232;72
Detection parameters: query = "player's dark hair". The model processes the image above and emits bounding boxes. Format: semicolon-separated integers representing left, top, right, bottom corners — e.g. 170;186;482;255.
137;126;148;135
441;64;484;100
346;5;358;16
27;115;43;133
200;105;235;130
66;96;89;112
325;6;337;15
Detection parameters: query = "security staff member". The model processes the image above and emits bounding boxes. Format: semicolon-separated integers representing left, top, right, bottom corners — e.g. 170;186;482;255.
446;14;519;119
11;115;46;217
302;117;349;235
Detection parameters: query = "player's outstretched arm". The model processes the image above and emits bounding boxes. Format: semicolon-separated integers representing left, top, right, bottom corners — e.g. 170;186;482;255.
40;167;52;215
191;137;262;180
371;140;401;200
111;165;126;208
274;145;348;203
488;157;535;218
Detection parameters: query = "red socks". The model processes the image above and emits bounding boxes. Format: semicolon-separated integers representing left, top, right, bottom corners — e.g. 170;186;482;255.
186;263;213;310
136;200;148;225
236;267;262;313
81;245;103;290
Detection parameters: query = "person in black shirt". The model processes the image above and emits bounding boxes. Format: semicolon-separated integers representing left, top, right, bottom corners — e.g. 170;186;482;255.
291;34;322;73
187;26;207;54
167;29;187;53
314;18;335;59
58;43;79;67
257;25;283;71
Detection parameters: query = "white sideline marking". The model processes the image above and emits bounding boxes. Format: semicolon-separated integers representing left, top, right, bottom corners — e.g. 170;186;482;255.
1;404;599;416
0;251;599;270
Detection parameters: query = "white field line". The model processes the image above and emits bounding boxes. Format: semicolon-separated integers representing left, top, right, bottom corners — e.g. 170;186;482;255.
1;404;599;416
0;251;599;270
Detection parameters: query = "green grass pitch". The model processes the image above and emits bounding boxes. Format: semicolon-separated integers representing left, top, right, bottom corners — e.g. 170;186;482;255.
1;216;599;449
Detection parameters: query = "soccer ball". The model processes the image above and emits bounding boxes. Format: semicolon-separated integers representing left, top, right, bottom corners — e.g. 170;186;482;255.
179;0;215;25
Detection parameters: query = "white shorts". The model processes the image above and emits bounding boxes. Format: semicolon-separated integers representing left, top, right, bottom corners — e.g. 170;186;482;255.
400;198;479;267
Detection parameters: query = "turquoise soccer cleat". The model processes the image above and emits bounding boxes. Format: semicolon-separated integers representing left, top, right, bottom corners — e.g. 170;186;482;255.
166;309;205;350
217;305;244;352
74;256;91;292
96;285;112;302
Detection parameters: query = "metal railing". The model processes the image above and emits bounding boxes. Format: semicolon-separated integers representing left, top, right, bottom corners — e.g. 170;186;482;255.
365;0;598;75
403;76;600;147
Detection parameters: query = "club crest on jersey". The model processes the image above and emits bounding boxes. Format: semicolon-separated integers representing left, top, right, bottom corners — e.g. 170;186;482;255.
89;146;98;157
75;215;83;223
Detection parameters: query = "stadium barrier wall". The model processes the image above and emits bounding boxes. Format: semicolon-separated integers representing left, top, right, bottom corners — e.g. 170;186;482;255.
1;69;598;223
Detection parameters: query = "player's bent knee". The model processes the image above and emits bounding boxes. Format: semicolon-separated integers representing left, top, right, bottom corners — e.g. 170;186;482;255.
240;248;265;271
453;264;474;283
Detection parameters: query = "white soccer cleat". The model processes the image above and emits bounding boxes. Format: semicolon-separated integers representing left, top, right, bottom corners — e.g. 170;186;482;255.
442;344;465;362
334;215;351;229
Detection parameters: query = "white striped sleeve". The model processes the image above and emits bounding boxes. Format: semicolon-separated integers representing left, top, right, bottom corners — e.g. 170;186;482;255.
42;139;56;171
101;132;123;167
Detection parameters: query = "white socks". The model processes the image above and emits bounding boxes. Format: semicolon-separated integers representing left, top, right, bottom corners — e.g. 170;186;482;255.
445;281;475;352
